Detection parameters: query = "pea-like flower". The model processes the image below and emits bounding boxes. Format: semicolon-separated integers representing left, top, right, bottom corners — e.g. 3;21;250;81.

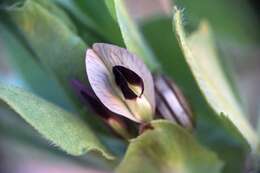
85;43;155;123
72;43;194;136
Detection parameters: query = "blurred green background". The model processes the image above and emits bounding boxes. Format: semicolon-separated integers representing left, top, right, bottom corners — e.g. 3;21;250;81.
0;0;260;172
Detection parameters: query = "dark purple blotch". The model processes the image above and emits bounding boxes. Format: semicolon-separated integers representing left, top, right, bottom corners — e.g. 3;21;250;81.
112;65;144;100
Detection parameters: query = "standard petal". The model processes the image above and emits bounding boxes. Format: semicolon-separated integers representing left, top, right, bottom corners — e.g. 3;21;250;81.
85;49;138;122
92;43;155;112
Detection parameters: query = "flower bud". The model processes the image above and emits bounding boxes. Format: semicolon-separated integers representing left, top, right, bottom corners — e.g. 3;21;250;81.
154;74;194;129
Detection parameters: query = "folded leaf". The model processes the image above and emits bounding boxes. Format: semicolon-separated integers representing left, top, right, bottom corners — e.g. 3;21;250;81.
112;0;160;70
175;0;259;44
173;7;257;149
0;83;113;159
117;120;223;173
141;17;250;173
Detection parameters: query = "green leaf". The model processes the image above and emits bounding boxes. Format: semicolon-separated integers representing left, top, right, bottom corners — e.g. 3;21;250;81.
113;0;160;70
116;120;223;173
0;0;87;104
51;0;101;45
141;17;250;173
104;0;116;20
55;0;124;45
33;0;77;32
175;0;259;44
173;7;258;150
1;0;118;138
0;22;74;110
0;83;114;159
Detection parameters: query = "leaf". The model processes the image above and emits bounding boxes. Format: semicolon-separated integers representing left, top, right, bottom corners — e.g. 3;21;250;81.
0;0;87;105
1;0;119;139
170;0;255;104
175;0;259;44
0;22;74;110
173;7;258;149
104;0;116;20
0;83;114;159
52;0;101;45
112;0;160;70
141;17;250;173
116;120;223;173
55;0;124;45
33;0;77;32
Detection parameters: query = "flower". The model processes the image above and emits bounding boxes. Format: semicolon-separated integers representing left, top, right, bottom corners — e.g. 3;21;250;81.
154;74;194;129
72;43;194;133
85;43;155;123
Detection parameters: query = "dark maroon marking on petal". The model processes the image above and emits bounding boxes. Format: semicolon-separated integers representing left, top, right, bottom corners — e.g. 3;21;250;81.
113;65;144;100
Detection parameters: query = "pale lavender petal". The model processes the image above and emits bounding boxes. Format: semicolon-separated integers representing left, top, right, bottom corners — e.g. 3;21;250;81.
92;43;155;112
85;49;138;122
155;93;177;123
